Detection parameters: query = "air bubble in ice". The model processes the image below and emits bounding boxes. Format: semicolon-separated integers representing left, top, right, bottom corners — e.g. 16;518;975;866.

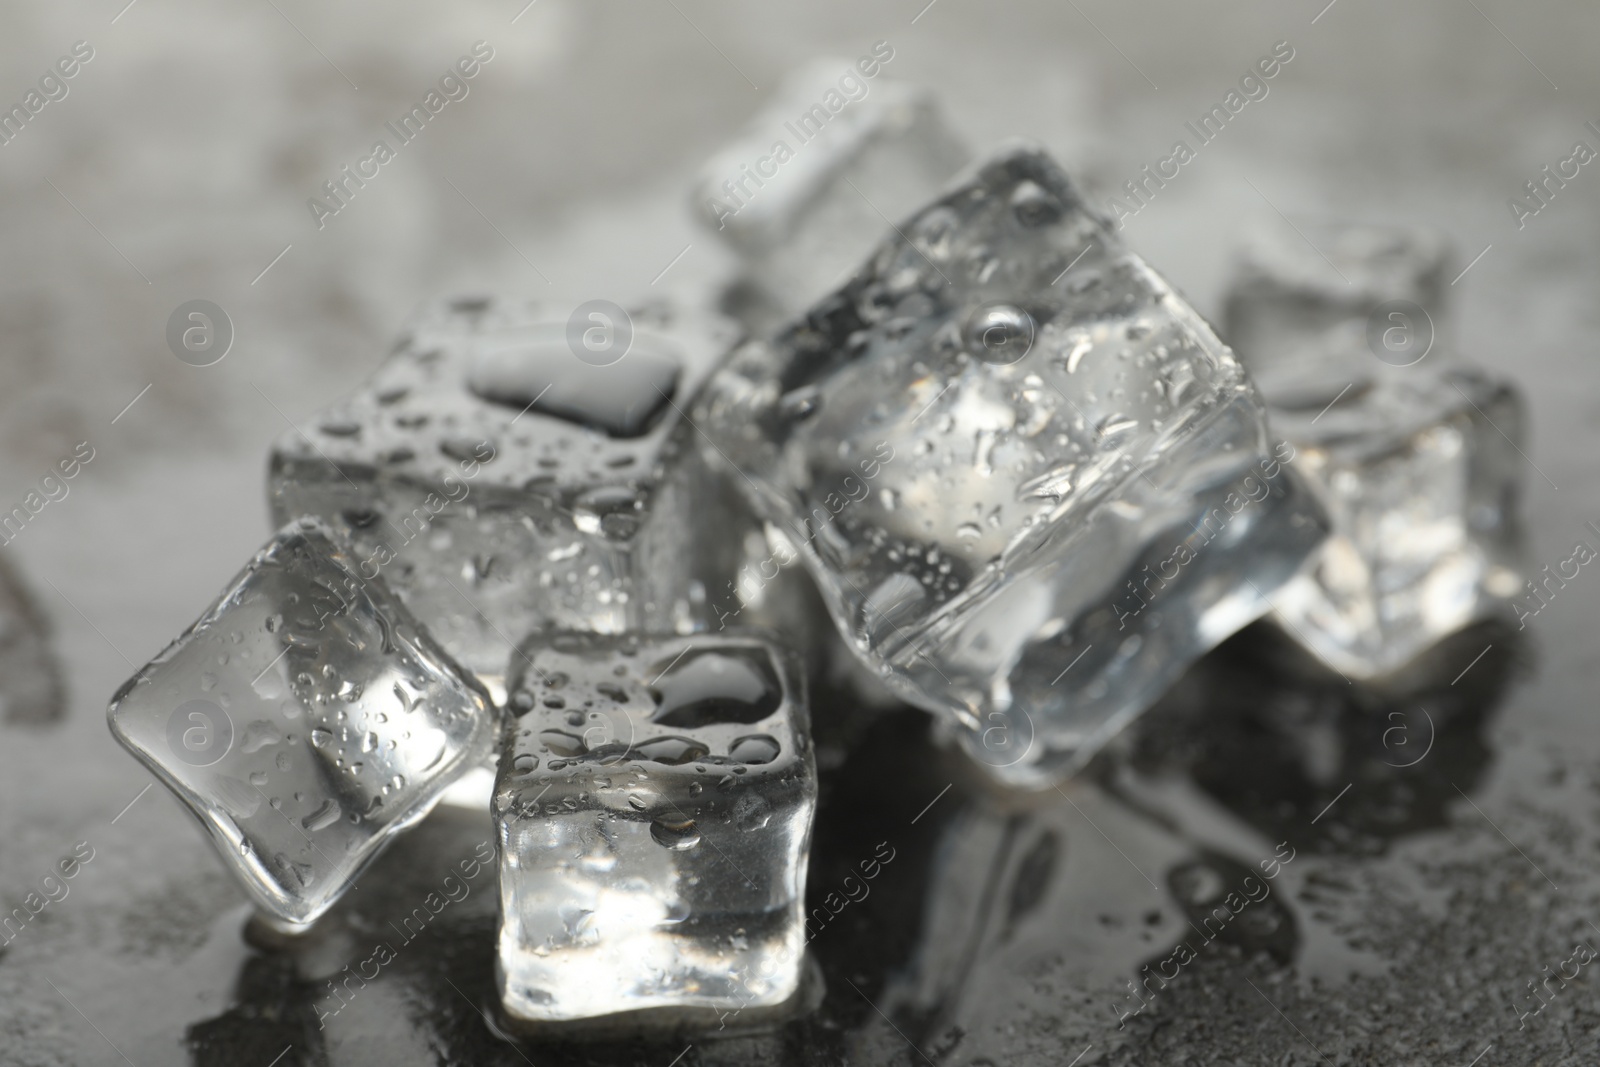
650;815;701;851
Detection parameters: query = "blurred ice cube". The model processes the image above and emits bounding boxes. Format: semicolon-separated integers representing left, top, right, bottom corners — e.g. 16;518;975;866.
1224;221;1526;679
494;632;815;1028
107;518;495;927
693;60;970;327
696;144;1330;786
1224;220;1450;375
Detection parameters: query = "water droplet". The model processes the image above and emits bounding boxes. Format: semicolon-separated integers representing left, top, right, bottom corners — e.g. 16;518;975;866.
302;799;342;832
539;729;587;758
966;304;1035;365
1095;413;1139;444
728;734;781;765
632;736;711;766
1010;179;1063;227
466;335;681;438
650;816;701;851
440;436;493;463
1019;465;1076;501
648;647;783;728
240;721;282;754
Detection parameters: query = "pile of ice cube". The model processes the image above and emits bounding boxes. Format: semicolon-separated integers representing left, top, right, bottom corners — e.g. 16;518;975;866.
107;68;1524;1036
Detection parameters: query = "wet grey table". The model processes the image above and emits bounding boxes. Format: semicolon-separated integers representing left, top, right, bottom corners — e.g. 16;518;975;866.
1;1;1597;1063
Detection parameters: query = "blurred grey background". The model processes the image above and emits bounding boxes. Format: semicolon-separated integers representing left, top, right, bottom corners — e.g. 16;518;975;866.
1;0;1593;636
2;1;1598;1064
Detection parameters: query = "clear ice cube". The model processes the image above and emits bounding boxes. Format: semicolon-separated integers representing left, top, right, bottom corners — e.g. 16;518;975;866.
1224;221;1526;678
268;297;749;693
494;632;815;1027
695;144;1330;787
694;60;970;326
107;518;496;926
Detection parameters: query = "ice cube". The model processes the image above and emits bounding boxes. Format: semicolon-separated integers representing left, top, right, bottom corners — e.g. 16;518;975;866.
1223;221;1526;678
1223;220;1451;376
695;143;1330;787
107;518;496;927
493;632;815;1028
268;297;747;693
694;60;970;327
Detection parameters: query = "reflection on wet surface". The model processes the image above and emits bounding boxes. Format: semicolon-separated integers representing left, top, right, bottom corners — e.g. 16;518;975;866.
149;617;1571;1066
0;553;65;726
1118;621;1520;858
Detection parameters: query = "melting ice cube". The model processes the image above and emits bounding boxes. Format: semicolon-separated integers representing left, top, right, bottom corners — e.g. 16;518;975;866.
696;143;1331;786
694;61;970;328
1224;220;1526;678
107;518;495;926
493;631;815;1028
268;297;753;693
